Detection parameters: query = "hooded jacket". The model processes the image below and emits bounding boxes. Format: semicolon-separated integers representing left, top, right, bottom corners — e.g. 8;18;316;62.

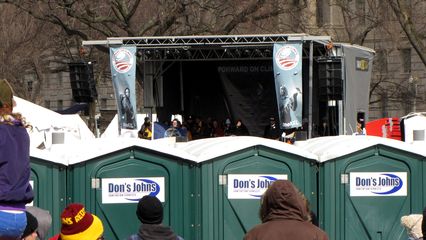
0;123;33;207
128;224;184;240
244;180;328;240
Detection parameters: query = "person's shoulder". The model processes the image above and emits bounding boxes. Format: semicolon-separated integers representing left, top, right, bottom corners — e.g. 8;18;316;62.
310;224;329;240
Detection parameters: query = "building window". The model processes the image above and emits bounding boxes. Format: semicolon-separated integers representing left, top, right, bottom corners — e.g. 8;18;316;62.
401;48;411;73
27;80;33;93
375;49;388;73
57;100;63;111
317;0;325;27
380;93;388;118
58;72;63;87
356;0;366;24
100;98;107;109
45;77;50;88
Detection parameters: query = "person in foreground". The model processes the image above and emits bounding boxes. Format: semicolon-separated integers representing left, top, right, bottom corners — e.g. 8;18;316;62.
21;211;38;240
49;203;104;240
128;195;183;240
243;180;328;240
25;206;52;240
0;79;34;239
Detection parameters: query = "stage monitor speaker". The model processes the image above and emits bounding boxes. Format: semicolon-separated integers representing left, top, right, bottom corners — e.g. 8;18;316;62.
69;62;97;103
317;57;343;100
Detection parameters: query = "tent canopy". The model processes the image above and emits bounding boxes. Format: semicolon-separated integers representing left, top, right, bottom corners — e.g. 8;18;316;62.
13;96;95;149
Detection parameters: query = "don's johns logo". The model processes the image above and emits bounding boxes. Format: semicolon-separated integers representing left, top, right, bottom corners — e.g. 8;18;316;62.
111;48;134;73
350;172;407;197
228;174;288;199
102;177;165;203
275;45;300;71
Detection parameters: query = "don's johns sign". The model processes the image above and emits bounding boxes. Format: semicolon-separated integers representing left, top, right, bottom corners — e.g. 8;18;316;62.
102;177;165;203
228;174;287;199
350;172;407;197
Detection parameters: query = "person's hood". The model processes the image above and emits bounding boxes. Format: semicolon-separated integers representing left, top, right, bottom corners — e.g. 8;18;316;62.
138;224;177;240
260;180;308;223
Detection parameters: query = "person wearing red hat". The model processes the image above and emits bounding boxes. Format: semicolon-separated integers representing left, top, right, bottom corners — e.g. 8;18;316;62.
0;79;34;239
49;203;104;240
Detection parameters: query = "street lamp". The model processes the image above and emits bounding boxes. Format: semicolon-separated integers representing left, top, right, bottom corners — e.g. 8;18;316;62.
408;75;417;113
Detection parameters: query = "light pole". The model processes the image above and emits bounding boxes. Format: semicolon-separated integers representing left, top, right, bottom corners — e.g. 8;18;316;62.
409;75;417;113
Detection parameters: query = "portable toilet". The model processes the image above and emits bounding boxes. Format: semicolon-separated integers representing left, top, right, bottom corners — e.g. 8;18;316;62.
298;135;426;240
63;138;197;240
29;148;68;237
177;136;319;240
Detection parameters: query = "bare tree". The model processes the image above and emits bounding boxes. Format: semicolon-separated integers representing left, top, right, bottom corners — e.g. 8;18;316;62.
0;0;306;100
334;0;385;45
386;0;426;67
0;4;58;103
0;1;295;40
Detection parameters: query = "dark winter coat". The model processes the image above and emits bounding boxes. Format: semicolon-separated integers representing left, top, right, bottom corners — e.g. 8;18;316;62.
243;180;328;240
233;124;249;136
128;224;183;240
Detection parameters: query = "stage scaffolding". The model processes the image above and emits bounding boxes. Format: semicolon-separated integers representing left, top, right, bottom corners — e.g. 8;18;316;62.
83;34;331;61
82;34;336;138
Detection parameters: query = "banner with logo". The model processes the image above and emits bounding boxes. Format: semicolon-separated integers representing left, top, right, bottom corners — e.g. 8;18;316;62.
273;43;303;129
110;46;138;130
102;177;165;203
350;172;407;197
227;174;288;199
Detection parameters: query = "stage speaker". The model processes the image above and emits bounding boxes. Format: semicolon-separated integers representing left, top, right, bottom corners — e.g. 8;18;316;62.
317;57;343;100
69;62;98;102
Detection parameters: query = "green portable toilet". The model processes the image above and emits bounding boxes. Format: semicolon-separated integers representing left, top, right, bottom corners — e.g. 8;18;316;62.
29;148;68;237
298;135;426;240
65;138;197;240
177;136;319;240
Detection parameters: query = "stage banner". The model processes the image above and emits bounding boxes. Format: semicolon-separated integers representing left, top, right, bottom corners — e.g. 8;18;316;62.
273;42;303;129
110;46;138;131
218;61;276;136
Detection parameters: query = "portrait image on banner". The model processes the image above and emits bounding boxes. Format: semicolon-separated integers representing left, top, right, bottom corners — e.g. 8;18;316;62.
273;42;303;129
110;46;138;130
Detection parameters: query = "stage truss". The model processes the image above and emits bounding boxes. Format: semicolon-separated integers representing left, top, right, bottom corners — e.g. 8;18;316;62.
83;34;331;61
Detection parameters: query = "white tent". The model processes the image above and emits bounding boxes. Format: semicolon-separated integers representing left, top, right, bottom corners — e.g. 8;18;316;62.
13;96;95;149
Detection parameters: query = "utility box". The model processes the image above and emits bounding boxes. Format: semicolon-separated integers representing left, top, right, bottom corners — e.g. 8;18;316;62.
29;149;68;237
178;136;319;240
298;135;426;240
65;139;197;240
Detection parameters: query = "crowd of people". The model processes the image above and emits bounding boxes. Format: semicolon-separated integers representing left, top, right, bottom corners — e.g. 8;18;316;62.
138;115;284;141
164;116;252;140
